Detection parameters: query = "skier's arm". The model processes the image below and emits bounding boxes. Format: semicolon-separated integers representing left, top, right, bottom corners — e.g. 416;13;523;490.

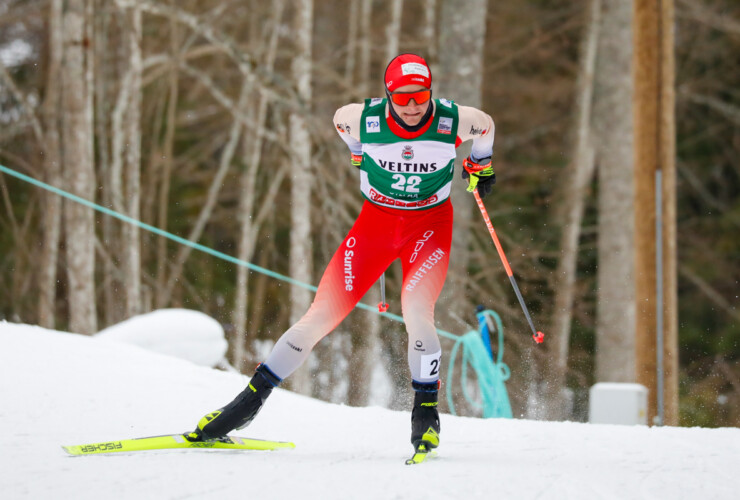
458;105;496;197
333;103;364;164
457;105;495;163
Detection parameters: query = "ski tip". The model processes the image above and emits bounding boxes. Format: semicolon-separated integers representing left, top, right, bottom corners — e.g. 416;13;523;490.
405;450;436;465
275;441;296;449
405;443;435;465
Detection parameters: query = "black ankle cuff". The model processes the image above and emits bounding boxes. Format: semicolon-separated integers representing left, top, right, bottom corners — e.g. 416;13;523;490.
256;363;282;387
412;380;439;393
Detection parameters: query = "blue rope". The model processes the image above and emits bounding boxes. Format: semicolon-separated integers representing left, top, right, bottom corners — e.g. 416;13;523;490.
1;163;503;410
446;309;513;418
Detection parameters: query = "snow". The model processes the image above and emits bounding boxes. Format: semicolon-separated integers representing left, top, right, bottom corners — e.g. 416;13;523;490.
1;319;737;500
96;309;227;368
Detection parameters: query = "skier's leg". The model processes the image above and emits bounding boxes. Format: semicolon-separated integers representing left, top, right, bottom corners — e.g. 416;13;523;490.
187;363;280;441
399;202;453;449
264;204;398;379
410;380;440;449
400;202;452;384
190;202;396;440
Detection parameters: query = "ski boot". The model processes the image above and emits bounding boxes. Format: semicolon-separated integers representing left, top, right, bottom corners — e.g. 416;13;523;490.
186;363;281;442
410;380;440;450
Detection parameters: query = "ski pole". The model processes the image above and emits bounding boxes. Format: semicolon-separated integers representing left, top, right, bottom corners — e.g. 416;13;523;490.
473;190;544;344
378;273;389;312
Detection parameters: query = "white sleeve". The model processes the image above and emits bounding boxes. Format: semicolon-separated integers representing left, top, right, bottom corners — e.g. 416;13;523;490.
457;105;495;162
333;103;364;155
337;132;362;156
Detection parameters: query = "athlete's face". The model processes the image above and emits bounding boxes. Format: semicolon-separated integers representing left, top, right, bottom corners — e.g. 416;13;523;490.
388;84;431;127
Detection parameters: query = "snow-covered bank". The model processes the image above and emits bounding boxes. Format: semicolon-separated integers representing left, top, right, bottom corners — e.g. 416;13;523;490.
1;321;736;500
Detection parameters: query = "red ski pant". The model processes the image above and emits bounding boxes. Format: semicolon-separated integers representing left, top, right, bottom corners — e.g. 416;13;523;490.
264;200;453;383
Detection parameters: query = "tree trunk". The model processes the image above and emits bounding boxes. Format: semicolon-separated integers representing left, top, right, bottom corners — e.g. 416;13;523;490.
357;0;372;96
119;0;143;318
594;0;636;383
385;0;403;62
154;3;180;309
38;0;64;329
61;0;97;335
288;0;315;395
423;0;438;62
94;1;118;326
436;0;487;342
545;0;601;421
344;0;359;86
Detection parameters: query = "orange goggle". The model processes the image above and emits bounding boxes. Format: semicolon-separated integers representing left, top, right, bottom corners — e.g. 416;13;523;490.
387;89;432;106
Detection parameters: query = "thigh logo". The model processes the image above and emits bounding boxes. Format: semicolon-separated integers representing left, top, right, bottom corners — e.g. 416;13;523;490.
409;230;434;264
344;237;356;291
405;248;446;291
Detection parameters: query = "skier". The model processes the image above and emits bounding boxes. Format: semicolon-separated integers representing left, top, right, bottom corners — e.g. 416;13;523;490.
187;53;496;455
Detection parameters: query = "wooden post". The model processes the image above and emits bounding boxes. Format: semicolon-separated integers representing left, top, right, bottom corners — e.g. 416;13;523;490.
633;0;678;425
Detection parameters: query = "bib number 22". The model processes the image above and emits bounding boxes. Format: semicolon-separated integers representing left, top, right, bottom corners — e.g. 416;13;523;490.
391;174;421;193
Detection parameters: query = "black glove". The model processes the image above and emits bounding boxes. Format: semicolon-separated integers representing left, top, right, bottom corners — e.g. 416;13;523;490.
462;156;496;198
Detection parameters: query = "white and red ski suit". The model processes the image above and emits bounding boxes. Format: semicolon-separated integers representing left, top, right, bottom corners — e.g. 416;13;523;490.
264;98;494;384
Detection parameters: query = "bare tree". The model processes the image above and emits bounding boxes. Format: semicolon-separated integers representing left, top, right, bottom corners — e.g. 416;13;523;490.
288;0;315;394
423;0;438;62
357;0;372;97
61;0;97;334
93;0;118;326
38;0;63;329
154;0;180;309
594;0;636;383
385;0;403;62
436;0;487;337
112;0;143;318
344;0;359;87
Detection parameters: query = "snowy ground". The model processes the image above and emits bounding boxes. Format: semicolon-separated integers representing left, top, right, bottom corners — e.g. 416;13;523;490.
1;321;737;500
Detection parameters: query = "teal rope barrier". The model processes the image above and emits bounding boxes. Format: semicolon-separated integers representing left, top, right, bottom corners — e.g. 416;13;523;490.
1;163;502;408
0;164;318;293
446;309;513;419
0;163;459;335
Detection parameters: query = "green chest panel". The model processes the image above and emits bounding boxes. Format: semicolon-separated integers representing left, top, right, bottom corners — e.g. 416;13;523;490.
359;99;459;210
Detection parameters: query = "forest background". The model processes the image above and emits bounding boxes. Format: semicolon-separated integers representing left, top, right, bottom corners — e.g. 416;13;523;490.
0;0;737;427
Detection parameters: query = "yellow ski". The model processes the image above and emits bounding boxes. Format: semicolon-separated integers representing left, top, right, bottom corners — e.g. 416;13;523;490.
63;434;295;456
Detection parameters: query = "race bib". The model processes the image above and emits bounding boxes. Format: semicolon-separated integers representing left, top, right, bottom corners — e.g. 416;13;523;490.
420;350;442;379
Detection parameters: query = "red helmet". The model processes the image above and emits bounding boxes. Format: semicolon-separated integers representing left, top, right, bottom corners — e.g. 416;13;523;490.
384;53;432;92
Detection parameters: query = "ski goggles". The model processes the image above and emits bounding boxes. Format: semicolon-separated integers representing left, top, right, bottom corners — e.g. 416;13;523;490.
387;88;432;106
